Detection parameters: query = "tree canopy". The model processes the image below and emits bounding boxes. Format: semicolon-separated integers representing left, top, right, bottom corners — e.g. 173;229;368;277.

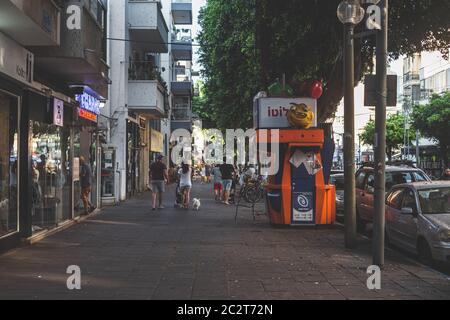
360;113;415;161
411;92;450;166
197;0;450;130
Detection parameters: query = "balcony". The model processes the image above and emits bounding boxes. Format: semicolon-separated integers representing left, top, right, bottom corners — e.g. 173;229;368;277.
171;120;192;132
128;60;168;118
30;2;109;98
172;0;193;25
172;104;190;120
128;0;169;53
172;29;192;61
171;81;192;96
0;0;60;46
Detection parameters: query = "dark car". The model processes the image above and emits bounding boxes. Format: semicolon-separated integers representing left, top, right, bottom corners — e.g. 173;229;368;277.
355;164;431;230
330;174;344;221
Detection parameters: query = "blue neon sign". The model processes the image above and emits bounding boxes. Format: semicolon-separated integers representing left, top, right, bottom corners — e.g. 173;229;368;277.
75;92;100;115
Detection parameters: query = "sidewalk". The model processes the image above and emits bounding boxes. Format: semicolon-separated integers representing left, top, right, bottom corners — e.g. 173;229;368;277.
0;183;449;300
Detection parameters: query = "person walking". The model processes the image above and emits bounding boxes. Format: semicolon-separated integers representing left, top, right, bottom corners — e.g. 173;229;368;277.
178;162;192;209
205;163;212;183
220;159;236;205
211;163;223;201
150;155;168;211
80;156;95;215
200;164;206;184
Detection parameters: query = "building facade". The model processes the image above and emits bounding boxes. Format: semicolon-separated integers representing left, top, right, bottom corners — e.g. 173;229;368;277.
0;0;109;251
401;52;450;177
105;0;193;201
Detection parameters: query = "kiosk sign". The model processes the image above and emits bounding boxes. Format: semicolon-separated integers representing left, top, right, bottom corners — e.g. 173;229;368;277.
292;192;314;223
254;98;317;129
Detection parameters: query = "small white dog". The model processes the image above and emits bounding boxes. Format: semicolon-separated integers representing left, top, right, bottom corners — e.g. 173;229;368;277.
192;198;201;211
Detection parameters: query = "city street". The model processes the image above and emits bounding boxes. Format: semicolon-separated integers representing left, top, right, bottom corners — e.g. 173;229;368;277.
0;183;449;300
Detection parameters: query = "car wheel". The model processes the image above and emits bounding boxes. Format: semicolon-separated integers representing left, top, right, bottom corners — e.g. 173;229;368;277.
417;239;433;266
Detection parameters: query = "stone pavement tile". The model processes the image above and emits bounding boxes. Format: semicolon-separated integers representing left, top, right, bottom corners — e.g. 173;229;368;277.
296;281;340;296
152;283;194;300
266;291;304;300
290;271;327;283
302;294;346;300
333;285;382;300
261;279;298;292
229;279;267;298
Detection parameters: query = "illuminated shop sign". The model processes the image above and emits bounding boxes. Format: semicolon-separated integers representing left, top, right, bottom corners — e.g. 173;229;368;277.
78;108;97;122
75;92;101;115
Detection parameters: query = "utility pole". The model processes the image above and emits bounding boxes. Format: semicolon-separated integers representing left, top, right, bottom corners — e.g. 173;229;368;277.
337;0;365;249
343;23;357;249
373;0;388;267
416;129;420;167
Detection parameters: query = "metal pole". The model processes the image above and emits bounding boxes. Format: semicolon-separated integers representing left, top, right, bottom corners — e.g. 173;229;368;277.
416;129;420;167
373;0;388;267
344;23;357;249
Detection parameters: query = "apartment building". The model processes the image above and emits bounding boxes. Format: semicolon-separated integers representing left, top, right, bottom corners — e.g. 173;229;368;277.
105;0;193;201
401;52;450;177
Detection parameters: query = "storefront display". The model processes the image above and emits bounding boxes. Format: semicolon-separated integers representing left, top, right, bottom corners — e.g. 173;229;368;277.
30;121;71;233
0;90;19;237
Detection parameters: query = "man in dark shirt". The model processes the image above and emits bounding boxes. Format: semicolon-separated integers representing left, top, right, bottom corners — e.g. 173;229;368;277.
150;155;168;211
220;160;236;205
80;156;95;215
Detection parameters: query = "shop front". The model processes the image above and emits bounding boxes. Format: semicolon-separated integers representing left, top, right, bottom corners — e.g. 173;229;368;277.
28;94;72;233
126;117;142;197
0;90;19;240
73;89;102;216
0;31;32;249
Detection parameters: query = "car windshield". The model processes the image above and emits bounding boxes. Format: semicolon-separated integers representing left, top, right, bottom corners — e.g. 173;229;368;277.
330;176;344;191
418;188;450;214
385;171;428;190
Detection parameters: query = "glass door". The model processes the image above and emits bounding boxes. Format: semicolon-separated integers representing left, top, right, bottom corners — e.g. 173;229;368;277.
0;90;19;237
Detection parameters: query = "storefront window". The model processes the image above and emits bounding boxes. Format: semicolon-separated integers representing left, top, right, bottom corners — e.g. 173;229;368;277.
30;121;70;233
0;91;19;237
73;123;98;215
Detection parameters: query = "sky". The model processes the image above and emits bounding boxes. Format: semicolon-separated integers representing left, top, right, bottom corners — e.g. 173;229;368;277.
192;0;206;70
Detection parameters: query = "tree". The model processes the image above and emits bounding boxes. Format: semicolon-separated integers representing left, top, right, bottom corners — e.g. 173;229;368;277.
360;113;415;161
411;93;450;167
198;0;450;130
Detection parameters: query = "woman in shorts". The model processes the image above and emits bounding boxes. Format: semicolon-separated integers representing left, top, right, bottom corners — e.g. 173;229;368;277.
179;163;192;209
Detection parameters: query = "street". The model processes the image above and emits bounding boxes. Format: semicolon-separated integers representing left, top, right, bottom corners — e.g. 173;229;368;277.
0;183;449;300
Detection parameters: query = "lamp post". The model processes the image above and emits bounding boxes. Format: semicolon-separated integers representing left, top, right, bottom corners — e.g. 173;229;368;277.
337;0;365;249
373;0;388;267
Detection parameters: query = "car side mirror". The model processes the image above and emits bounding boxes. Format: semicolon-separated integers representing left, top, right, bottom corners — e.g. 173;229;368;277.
401;207;414;215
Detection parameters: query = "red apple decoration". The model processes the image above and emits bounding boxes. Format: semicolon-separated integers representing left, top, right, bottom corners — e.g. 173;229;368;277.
308;80;323;99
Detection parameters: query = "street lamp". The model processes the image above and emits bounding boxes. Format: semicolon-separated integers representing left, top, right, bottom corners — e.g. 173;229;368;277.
337;0;364;249
337;0;365;25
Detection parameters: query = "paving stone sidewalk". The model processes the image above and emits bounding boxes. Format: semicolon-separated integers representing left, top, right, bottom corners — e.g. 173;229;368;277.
0;183;449;300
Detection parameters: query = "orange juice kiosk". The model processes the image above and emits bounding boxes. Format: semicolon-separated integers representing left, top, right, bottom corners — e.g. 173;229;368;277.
254;97;336;226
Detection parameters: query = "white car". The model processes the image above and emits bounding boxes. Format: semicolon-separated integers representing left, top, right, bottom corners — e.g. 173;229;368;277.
385;181;450;264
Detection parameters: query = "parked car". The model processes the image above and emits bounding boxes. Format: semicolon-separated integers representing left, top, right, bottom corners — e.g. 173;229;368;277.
355;165;431;230
330;173;344;221
385;181;450;264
